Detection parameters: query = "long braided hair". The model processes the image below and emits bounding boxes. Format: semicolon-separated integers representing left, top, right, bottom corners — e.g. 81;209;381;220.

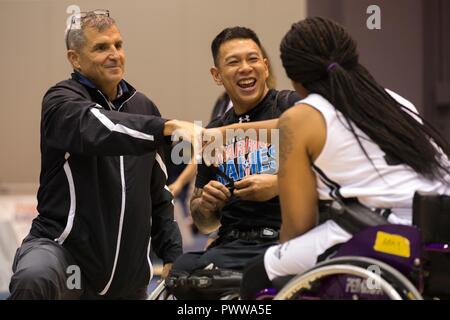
280;17;449;181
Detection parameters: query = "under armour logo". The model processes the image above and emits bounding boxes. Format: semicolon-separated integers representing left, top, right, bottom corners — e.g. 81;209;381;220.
238;115;250;123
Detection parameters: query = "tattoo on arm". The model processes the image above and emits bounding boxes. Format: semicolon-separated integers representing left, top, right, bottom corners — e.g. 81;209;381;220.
278;114;294;178
191;187;203;199
190;187;221;233
190;187;203;213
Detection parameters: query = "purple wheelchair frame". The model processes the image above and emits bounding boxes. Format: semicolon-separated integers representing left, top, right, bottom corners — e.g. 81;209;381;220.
255;224;450;300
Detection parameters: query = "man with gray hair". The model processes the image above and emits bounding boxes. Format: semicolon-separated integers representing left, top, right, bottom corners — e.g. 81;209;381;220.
8;10;198;299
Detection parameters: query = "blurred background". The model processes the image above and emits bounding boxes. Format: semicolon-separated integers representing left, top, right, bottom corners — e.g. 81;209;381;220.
0;0;448;298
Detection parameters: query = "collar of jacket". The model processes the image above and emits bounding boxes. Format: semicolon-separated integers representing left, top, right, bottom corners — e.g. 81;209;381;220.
71;71;136;110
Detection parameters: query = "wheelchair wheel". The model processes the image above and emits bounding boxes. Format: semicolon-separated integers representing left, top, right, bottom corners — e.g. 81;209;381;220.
274;256;423;300
317;256;422;299
147;281;176;300
220;292;241;300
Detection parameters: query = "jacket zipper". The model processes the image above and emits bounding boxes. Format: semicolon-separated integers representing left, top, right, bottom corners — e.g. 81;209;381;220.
99;156;126;295
97;89;137;112
95;89;139;294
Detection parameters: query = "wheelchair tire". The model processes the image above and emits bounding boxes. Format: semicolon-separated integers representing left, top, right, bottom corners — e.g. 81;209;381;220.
315;256;422;299
147;281;176;300
273;256;423;300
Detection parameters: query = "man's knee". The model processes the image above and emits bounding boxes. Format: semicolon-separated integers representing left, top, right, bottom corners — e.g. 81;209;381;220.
172;252;204;273
8;240;80;300
9;263;61;299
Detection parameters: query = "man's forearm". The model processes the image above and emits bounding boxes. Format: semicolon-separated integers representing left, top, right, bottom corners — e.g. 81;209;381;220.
221;119;279;143
163;119;179;136
190;193;221;234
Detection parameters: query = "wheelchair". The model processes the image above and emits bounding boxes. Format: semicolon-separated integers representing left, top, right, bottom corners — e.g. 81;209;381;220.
148;264;243;300
259;192;450;300
149;192;449;300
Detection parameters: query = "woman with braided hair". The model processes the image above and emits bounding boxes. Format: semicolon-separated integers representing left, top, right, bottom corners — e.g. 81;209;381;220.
239;17;450;299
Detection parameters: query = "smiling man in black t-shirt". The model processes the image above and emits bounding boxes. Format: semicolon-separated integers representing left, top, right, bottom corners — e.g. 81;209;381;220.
169;27;299;299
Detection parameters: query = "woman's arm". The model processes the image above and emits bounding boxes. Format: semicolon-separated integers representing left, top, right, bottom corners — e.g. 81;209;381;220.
277;104;326;242
226;119;279;131
204;119;279;145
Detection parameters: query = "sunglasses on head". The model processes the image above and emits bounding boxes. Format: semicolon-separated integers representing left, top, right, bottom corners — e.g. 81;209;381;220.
65;9;110;50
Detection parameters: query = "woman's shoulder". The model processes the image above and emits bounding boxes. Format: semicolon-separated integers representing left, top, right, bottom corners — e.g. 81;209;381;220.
281;101;324;123
298;93;335;113
279;102;326;160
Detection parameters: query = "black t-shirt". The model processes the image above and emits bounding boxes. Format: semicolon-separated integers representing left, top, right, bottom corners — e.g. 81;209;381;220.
195;89;301;235
210;92;231;121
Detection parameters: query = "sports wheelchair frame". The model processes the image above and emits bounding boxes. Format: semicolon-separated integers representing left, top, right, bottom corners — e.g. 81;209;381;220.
261;192;450;300
148;266;243;300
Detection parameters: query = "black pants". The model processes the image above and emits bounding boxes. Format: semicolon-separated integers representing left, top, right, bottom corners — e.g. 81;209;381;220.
239;254;273;300
240;246;341;300
173;238;276;273
169;239;276;299
8;234;147;300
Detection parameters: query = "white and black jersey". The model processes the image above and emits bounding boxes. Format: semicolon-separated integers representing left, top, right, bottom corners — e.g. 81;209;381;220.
264;90;449;281
302;90;449;223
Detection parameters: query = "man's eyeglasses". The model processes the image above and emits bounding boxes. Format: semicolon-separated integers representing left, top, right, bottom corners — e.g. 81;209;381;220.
65;9;110;50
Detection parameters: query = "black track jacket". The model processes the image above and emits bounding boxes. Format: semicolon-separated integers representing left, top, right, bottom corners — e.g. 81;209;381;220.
30;72;182;298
